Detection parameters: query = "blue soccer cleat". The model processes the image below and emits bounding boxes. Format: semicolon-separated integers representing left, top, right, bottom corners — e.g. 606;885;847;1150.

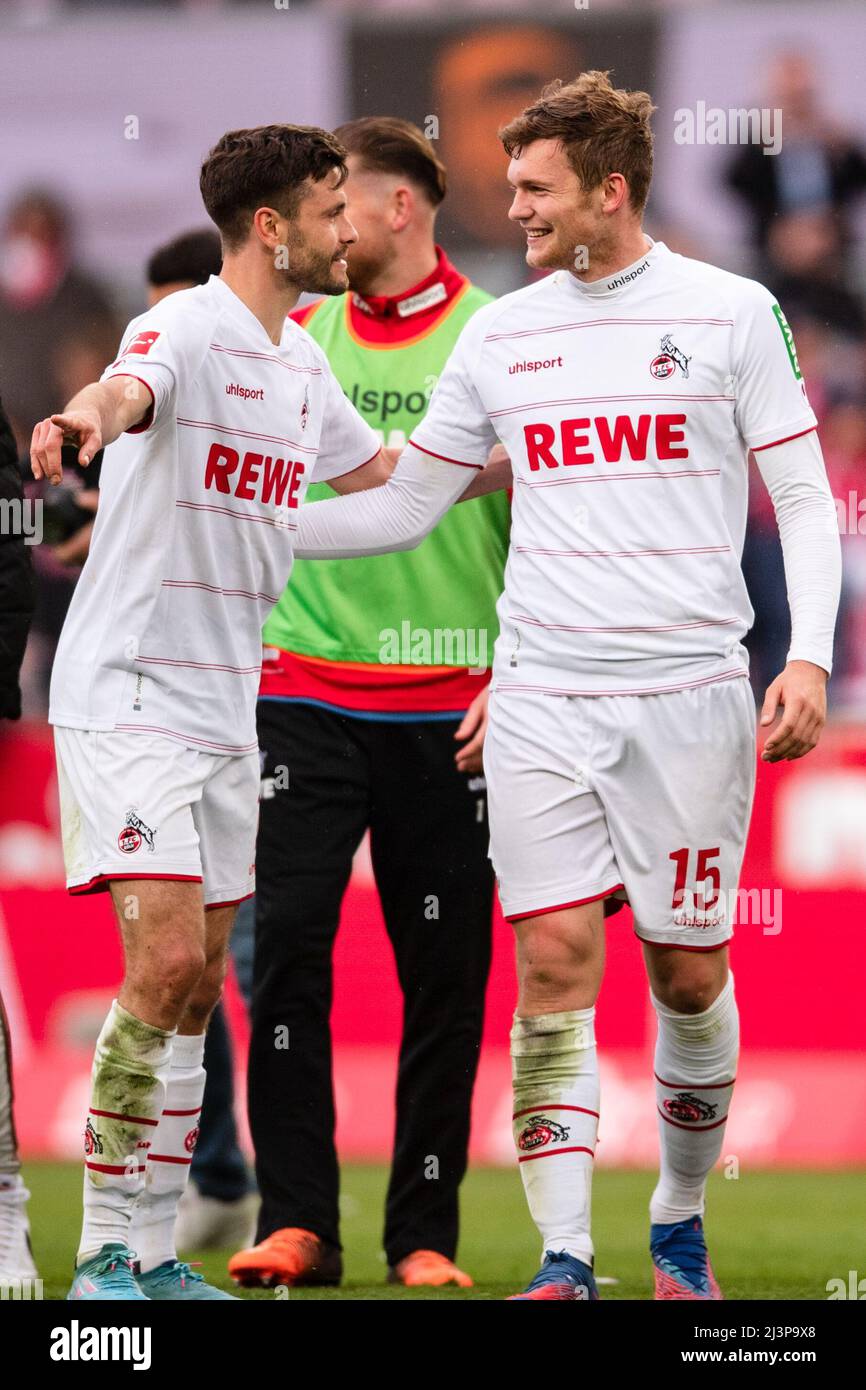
651;1216;722;1299
508;1250;600;1300
67;1243;149;1300
136;1258;238;1300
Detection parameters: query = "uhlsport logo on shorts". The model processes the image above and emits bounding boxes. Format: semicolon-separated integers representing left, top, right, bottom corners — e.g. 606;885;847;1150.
662;1092;718;1124
117;807;156;854
517;1114;571;1152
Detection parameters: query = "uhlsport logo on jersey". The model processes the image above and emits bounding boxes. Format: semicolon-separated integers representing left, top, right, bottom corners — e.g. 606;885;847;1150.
662;1092;718;1124
650;333;691;380
117;807;156;854
517;1114;571;1152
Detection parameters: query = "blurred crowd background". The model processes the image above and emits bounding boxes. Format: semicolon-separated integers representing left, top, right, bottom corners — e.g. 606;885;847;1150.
2;0;866;714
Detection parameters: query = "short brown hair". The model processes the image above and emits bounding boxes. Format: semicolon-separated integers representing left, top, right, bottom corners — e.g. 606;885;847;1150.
499;70;655;214
335;116;447;207
200;124;348;250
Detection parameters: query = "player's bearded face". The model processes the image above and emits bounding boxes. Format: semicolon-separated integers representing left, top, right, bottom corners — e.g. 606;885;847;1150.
280;171;357;297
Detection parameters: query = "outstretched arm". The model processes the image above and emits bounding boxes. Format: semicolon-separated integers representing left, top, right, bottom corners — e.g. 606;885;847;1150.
30;376;151;484
754;429;841;761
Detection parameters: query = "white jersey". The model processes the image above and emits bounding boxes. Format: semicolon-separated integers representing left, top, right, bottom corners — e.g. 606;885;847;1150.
49;275;379;754
410;240;818;697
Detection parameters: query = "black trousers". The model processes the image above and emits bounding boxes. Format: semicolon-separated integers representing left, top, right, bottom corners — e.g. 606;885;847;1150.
248;700;494;1266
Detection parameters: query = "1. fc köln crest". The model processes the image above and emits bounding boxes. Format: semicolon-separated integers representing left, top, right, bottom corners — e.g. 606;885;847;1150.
650;333;691;380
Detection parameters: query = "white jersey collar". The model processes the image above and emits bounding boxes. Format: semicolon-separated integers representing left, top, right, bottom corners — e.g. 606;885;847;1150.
556;237;668;300
208;274;285;346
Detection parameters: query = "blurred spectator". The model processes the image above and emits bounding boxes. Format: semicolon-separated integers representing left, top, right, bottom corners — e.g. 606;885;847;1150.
0;394;34;721
726;52;866;274
0;189;118;451
145;227;222;307
765;211;866;340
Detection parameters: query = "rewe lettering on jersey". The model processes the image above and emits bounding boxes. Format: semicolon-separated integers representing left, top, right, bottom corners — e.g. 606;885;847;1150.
203;442;306;508
523;412;688;469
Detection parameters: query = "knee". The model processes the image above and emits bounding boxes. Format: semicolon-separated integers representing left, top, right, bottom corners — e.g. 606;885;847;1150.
517;916;601;1006
653;965;727;1015
127;940;207;1014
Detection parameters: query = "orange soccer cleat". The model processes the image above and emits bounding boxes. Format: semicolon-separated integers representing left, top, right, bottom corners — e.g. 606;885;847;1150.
228;1227;342;1288
388;1249;474;1288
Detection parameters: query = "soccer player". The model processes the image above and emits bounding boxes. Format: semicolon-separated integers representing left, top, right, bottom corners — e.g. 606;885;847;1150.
29;124;444;1301
226;117;508;1290
289;74;842;1300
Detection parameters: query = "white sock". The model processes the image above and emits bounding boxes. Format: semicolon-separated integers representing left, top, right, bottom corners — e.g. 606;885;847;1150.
510;1008;598;1266
650;973;738;1226
130;1032;206;1273
79;1000;174;1264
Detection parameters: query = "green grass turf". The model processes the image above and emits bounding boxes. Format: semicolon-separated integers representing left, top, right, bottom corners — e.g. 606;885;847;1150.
22;1161;866;1300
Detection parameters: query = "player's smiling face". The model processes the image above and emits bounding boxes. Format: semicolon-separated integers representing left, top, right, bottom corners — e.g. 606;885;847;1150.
507;138;603;272
284;165;358;297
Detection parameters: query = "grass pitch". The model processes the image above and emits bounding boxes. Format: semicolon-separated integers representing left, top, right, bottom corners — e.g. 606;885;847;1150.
24;1161;864;1300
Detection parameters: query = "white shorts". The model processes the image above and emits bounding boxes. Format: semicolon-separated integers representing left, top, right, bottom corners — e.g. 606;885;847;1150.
484;675;756;949
54;727;259;908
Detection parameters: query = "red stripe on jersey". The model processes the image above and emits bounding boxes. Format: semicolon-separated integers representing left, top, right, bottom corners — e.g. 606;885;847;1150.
514;545;731;559
494;669;748;699
513;1104;600;1120
407;440;483;469
162;579;280;604
114;723;258;753
485;316;734;342
209;344;323;375
135;654;261;674
175;499;296;530
490;393;733;418
507;614;741;634
519;468;721;488
751;426;817;452
176;416;318;456
517;1145;596;1163
507;884;625;922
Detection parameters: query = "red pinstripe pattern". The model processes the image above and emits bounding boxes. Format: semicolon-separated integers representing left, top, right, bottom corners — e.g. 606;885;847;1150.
494;669;748;699
507;614;741;635
514;544;731;559
176;416;318;456
135;654;260;675
485;316;733;343
175;499;297;530
513;1104;600;1120
490;393;734;418
209;343;322;375
114;723;258;753
518;468;721;488
161;579;279;604
518;1145;595;1163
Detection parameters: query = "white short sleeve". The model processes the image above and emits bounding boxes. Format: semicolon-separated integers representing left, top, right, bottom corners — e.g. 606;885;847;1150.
408;315;499;468
313;362;381;483
101;317;181;433
732;285;818;452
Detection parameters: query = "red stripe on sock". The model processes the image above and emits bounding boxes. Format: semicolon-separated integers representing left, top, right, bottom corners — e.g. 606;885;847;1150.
517;1145;595;1163
161;1108;202;1116
89;1107;159;1126
85;1161;146;1174
147;1153;193;1164
654;1074;736;1089
512;1104;600;1120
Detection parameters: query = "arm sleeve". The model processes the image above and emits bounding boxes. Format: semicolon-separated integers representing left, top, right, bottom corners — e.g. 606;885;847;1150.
312;360;381;484
753;429;841;675
732;284;818;451
100;319;180;432
408;313;499;467
293;446;477;559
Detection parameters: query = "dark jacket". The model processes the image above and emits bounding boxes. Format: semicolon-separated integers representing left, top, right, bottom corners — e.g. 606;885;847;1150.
0;396;35;719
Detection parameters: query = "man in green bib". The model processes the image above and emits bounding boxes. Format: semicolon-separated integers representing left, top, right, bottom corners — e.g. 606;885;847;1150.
228;119;509;1289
